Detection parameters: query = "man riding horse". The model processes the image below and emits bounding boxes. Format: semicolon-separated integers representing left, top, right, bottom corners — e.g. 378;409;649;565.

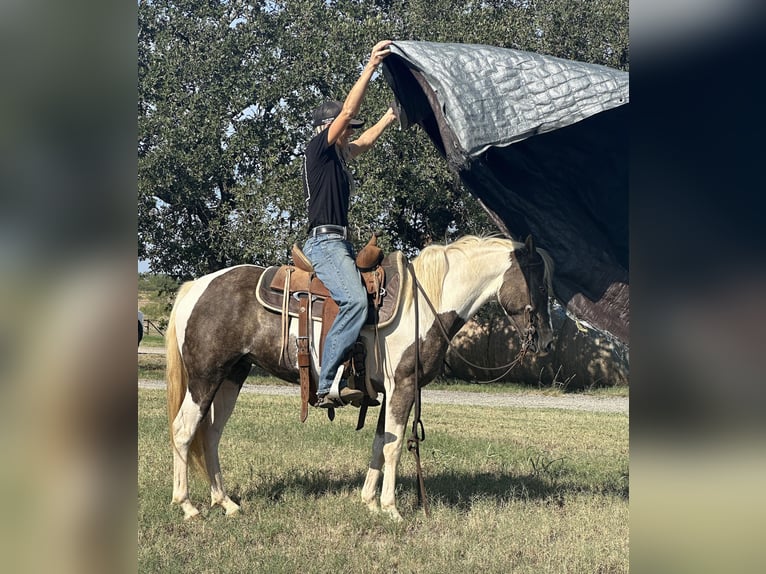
301;40;398;409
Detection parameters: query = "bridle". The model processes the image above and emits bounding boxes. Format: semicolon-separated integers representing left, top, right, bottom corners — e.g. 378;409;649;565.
517;254;546;357
409;254;544;383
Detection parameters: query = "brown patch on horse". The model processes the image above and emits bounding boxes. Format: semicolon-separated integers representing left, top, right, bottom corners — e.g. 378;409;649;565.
513;244;549;311
389;311;465;426
503;245;554;352
499;260;528;313
182;266;293;405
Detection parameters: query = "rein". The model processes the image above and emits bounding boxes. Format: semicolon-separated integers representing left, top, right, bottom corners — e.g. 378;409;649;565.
404;256;542;517
409;270;536;384
407;264;430;516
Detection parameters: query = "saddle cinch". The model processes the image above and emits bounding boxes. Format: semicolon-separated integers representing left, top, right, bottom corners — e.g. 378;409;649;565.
256;234;406;423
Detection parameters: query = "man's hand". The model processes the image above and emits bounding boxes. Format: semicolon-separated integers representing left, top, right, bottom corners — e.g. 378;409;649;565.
368;40;393;69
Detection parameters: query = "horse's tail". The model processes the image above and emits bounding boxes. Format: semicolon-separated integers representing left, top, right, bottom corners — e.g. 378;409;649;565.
166;281;206;475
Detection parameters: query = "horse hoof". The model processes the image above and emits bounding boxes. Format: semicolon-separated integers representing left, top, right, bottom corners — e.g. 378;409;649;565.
212;497;241;516
176;499;201;521
183;508;201;521
365;500;380;513
382;507;403;522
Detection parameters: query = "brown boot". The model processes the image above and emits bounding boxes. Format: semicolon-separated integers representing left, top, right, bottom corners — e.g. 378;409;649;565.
339;386;364;403
316;387;363;409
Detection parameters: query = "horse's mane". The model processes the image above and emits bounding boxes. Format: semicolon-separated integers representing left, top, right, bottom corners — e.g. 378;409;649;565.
405;234;529;309
456;236;555;294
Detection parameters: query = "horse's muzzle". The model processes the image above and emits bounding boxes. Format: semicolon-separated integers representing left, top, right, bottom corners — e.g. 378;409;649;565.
525;326;554;355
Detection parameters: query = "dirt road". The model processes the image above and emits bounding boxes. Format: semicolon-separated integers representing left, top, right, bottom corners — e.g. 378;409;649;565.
138;379;628;414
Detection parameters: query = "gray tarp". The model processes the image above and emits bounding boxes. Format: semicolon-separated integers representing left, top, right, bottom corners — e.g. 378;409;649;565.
382;41;629;343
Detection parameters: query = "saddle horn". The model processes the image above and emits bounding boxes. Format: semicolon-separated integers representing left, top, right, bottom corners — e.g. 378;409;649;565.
356;233;384;271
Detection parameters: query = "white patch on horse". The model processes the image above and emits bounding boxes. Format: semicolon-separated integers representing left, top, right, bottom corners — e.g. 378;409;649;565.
175;265;258;354
171;389;205;519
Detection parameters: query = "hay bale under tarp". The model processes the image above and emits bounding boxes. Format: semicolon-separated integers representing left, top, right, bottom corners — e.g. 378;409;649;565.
444;303;628;389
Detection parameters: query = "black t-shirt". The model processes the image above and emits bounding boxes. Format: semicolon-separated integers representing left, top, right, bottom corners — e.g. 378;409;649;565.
303;130;351;228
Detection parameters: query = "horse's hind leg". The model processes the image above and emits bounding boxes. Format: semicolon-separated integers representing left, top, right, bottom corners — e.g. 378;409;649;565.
361;396;386;513
204;378;243;516
171;390;205;520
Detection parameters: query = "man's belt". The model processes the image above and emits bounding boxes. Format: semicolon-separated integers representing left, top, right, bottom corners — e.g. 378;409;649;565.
311;225;347;239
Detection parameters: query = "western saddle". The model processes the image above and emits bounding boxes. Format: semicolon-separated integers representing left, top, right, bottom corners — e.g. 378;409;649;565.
256;234;405;424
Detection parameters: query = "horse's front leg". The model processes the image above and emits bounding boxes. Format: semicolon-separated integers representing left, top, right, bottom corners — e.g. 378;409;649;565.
379;380;415;521
361;396;386;513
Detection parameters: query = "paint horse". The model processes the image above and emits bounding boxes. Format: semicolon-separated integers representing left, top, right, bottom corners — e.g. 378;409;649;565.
166;235;554;521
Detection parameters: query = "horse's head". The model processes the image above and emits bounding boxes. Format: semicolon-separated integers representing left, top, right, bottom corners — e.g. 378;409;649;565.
498;235;555;354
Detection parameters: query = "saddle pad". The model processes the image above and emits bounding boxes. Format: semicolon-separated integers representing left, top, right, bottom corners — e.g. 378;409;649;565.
373;250;406;328
255;250;407;328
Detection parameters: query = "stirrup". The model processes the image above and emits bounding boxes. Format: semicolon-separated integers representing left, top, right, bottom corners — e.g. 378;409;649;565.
327;364;345;400
316;395;343;409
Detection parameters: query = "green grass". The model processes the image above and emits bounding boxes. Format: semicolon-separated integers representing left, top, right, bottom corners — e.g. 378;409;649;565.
139;333;164;348
139;389;628;573
426;379;629;398
137;352;166;380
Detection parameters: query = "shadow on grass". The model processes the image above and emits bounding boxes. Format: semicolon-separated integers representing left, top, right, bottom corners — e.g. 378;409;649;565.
236;470;367;504
419;470;628;510
233;466;628;511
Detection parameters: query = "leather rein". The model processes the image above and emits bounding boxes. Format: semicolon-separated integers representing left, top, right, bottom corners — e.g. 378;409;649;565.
405;257;544;517
409;259;542;384
405;257;541;516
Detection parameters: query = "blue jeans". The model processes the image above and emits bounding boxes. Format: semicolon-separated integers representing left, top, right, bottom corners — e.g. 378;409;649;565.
302;234;368;395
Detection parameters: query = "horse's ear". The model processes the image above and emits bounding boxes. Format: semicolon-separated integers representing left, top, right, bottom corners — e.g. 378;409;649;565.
524;234;535;252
